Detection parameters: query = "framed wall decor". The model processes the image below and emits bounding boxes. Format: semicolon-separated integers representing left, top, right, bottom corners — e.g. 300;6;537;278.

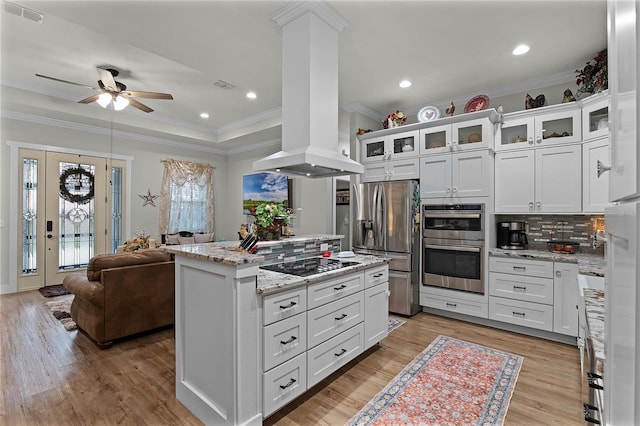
242;172;292;214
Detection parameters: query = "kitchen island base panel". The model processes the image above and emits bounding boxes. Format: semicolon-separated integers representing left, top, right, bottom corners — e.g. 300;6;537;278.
175;255;262;425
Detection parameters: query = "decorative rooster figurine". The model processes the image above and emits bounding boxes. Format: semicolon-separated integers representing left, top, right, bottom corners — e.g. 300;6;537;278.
445;101;455;116
525;93;546;109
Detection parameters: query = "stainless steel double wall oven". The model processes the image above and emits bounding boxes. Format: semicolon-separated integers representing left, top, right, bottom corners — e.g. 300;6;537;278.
422;204;485;294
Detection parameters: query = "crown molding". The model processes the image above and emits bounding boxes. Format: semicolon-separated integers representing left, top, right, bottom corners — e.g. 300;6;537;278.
1;109;226;155
272;1;348;32
216;107;282;135
224;137;281;156
341;102;383;121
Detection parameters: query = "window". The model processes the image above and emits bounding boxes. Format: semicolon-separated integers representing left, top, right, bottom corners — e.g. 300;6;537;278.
158;159;215;235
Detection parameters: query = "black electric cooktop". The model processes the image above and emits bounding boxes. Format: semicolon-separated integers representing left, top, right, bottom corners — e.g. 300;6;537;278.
260;257;358;277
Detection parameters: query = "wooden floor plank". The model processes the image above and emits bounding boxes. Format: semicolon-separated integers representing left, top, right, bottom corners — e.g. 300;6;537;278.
1;290;584;425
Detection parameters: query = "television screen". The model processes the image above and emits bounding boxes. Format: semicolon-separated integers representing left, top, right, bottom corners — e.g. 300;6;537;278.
242;172;290;215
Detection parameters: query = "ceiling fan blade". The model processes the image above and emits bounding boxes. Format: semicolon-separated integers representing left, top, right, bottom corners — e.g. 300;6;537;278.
127;97;154;113
35;74;96;89
78;94;101;104
124;90;173;100
97;67;118;92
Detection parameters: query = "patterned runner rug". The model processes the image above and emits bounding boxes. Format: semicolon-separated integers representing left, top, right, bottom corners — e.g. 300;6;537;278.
46;298;77;331
347;335;523;426
387;316;406;333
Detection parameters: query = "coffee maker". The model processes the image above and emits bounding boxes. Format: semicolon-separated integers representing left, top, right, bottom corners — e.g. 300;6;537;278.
497;221;528;250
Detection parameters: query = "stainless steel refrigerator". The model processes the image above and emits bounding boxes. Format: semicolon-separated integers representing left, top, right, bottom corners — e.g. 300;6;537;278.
352;180;420;316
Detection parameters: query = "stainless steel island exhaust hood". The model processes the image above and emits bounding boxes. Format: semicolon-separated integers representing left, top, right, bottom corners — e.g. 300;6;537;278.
253;1;363;178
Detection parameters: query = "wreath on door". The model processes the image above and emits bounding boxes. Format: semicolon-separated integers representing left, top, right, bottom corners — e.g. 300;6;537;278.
59;167;95;204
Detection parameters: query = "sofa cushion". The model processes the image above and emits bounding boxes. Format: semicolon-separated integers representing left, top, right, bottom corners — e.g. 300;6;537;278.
166;234;180;245
86;249;173;281
194;232;215;243
177;236;195;245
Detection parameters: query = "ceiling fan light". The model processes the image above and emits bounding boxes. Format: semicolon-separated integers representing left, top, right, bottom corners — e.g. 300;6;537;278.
97;93;112;108
113;95;129;111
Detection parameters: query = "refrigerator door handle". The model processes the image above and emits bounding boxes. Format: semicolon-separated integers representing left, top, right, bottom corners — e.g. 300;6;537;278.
373;183;382;250
379;183;387;251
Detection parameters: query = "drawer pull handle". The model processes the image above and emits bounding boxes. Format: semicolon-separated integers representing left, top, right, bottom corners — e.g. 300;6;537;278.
279;301;297;310
334;284;347;291
280;336;297;345
446;302;457;308
335;313;348;321
513;266;526;271
335;348;347;357
512;311;526;317
587;372;603;380
373;273;384;278
279;378;296;390
513;285;527;291
588;380;604;390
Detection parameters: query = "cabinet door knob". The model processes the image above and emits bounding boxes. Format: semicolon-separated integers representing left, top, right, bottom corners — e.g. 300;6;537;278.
536;201;541;208
528;137;534;145
452;187;457;193
555;270;562;277
596;160;611;178
446;188;451;193
529;202;534;209
536;136;542;144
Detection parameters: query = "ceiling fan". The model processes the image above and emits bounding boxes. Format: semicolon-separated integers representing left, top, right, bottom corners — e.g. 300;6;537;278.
35;67;173;113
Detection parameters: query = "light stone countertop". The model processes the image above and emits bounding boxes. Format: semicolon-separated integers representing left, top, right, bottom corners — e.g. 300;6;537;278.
162;234;344;266
583;288;605;376
489;248;606;277
257;254;389;296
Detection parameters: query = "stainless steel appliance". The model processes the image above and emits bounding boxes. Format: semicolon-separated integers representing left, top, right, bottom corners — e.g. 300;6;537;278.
352;180;420;316
497;221;528;250
260;258;358;277
422;204;485;294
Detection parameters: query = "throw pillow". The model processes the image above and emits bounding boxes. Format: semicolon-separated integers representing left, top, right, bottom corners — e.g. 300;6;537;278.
166;234;179;245
194;232;214;243
177;236;195;245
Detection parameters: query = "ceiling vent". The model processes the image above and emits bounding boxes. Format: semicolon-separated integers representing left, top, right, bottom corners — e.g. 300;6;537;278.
4;1;43;23
253;1;363;178
213;80;235;90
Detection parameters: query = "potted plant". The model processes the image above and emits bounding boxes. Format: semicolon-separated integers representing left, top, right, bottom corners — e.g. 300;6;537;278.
575;49;608;98
251;202;292;240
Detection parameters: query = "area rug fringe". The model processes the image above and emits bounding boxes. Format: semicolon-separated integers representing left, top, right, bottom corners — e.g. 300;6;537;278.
46;299;77;331
347;335;523;426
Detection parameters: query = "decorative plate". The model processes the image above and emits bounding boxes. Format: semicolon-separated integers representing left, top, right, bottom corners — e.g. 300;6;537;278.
417;105;440;122
464;94;490;113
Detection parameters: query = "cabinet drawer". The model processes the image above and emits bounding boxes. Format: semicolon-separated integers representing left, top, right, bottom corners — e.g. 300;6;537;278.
263;353;307;417
307;322;364;388
489;296;553;332
420;292;488;318
365;265;388;288
307;272;363;309
263;313;307;371
489;256;553;278
489;272;554;305
307;292;364;349
263;287;307;326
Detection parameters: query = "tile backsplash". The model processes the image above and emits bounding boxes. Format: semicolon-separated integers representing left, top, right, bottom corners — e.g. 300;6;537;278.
496;214;605;255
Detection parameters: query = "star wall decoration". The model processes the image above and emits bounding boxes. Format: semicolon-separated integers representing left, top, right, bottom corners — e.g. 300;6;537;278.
139;188;159;207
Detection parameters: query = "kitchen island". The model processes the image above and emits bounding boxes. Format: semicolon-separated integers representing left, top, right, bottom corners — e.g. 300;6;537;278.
163;236;390;425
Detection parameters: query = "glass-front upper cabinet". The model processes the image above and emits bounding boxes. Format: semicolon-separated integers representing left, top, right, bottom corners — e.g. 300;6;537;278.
496;103;582;151
360;129;418;163
419;114;495;155
580;91;609;141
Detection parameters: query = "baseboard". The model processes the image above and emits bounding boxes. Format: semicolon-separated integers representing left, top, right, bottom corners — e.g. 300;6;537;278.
0;283;17;295
421;306;577;346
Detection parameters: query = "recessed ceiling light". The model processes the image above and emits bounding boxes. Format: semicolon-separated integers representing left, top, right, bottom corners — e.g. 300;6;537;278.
246;91;257;99
200;112;209;119
399;80;412;88
512;44;530;56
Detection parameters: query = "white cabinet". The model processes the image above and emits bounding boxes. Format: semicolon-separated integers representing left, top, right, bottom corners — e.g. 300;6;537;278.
360;129;419;163
495;144;582;213
362;158;419;182
581;91;610;141
488;256;579;337
583;138;612;213
553;262;579;337
261;263;388;416
419;116;494;155
496;104;582;151
420;150;492;199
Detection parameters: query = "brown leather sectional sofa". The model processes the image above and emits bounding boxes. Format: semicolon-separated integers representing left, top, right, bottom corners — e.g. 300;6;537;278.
63;249;175;348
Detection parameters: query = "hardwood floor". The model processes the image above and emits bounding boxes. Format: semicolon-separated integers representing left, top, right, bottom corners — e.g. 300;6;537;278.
1;290;585;425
